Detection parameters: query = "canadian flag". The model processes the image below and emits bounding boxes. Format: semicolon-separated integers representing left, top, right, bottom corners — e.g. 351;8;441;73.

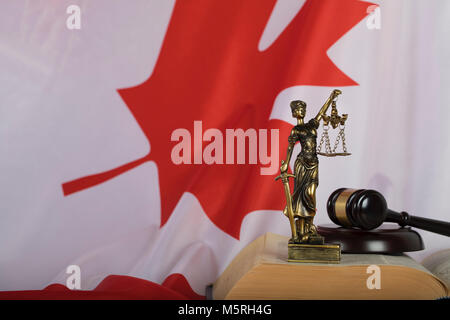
1;0;449;299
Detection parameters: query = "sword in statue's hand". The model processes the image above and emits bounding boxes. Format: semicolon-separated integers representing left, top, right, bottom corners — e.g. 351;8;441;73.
275;160;298;243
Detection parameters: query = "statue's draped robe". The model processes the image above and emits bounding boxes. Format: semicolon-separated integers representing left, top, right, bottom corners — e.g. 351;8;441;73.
290;119;320;218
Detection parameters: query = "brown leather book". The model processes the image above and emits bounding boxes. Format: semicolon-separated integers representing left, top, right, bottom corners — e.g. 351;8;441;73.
212;233;449;300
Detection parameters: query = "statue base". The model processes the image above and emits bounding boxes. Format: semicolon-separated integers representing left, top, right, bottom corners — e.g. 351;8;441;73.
288;242;341;263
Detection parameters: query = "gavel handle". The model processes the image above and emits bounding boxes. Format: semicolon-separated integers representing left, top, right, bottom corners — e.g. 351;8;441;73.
386;210;450;236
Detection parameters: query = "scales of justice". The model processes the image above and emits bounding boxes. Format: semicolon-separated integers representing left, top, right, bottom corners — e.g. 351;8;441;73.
275;89;349;263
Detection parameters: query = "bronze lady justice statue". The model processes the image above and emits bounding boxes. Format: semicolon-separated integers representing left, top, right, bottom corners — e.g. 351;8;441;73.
279;89;342;244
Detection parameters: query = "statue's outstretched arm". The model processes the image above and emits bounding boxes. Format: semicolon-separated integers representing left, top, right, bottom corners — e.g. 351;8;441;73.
314;89;342;122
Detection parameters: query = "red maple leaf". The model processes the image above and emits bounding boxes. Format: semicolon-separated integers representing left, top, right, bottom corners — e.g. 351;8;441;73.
62;0;371;239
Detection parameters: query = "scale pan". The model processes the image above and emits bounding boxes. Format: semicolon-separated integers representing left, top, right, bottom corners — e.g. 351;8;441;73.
317;152;352;157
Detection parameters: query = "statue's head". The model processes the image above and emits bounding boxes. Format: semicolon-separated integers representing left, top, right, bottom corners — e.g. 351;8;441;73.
290;100;306;119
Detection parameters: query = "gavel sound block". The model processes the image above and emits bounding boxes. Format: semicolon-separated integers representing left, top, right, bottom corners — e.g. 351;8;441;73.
318;188;450;254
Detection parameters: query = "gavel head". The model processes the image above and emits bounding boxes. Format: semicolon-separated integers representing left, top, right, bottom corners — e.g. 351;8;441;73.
327;188;388;230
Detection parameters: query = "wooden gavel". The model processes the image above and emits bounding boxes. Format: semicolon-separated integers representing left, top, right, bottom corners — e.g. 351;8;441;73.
327;188;450;236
